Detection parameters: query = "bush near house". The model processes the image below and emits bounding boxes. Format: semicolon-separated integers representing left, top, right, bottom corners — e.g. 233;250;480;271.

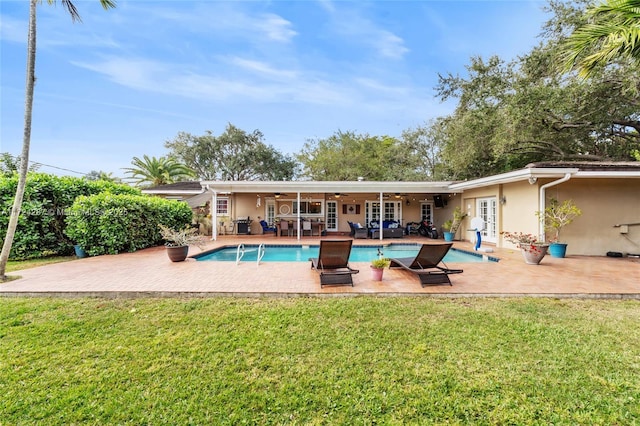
64;193;192;256
0;173;139;259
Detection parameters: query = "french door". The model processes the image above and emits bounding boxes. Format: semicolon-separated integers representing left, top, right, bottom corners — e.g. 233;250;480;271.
476;197;497;243
325;201;338;232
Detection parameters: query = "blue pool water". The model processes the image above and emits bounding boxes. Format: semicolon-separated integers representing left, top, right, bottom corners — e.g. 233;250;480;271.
194;244;495;263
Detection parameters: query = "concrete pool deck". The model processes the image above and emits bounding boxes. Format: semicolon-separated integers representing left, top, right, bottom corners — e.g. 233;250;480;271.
1;235;639;299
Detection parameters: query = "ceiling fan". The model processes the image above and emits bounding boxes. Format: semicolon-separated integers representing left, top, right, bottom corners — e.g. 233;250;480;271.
273;192;288;198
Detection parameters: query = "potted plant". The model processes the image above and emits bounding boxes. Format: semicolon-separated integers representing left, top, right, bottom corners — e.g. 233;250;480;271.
537;199;582;258
370;257;390;281
501;231;549;265
443;207;468;241
442;220;454;241
159;224;206;262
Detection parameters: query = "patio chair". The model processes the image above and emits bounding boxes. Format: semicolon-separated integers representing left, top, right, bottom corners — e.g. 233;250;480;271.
310;240;360;287
260;220;277;235
388;243;463;286
279;220;291;237
302;220;313;236
347;221;368;239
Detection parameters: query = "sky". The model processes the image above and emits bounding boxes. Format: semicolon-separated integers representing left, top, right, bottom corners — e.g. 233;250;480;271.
0;0;551;179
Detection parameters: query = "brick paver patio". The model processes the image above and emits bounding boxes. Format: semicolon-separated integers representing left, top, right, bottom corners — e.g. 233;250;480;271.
1;236;638;298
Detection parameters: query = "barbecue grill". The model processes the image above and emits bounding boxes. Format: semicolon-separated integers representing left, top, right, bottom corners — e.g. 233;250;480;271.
234;217;252;235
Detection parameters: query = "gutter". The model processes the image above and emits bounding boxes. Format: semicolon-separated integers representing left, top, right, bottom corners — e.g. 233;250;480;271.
539;173;573;240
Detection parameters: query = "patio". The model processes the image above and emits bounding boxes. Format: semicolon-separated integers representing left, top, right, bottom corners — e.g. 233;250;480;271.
1;235;638;298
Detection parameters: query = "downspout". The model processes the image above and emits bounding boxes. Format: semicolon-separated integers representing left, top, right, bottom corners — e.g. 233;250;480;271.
538;173;572;241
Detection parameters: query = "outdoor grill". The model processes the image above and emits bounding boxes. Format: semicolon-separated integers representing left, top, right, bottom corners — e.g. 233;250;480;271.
234;217;252;235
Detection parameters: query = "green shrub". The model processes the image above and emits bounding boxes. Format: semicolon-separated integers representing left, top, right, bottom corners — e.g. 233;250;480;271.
0;173;139;259
64;193;192;256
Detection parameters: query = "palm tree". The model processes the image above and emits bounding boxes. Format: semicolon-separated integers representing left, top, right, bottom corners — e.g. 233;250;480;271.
0;0;116;281
561;0;640;77
123;155;195;188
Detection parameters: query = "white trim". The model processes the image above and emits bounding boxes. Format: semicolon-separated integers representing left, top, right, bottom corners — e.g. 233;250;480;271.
448;168;579;191
200;180;454;194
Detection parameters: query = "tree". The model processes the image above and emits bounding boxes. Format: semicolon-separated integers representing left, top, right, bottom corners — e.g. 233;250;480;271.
400;119;448;180
561;0;640;77
84;170;121;182
165;123;297;181
123;155;195;188
0;0;116;281
432;1;640;180
0;152;40;176
297;130;430;181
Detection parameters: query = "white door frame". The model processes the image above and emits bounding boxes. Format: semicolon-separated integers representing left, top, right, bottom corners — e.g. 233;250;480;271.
476;197;497;243
325;200;338;232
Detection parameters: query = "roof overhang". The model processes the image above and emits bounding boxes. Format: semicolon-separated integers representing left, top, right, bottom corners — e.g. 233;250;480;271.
448;168;582;191
200;180;455;194
142;189;203;195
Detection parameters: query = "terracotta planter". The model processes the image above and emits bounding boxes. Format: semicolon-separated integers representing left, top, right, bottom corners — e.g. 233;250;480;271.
519;244;549;265
166;245;189;262
371;266;384;281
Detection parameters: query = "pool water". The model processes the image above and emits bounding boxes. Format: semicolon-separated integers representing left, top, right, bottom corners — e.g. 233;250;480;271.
194;244;494;263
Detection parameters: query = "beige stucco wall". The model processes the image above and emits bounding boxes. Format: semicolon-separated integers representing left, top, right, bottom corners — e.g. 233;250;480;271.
460;178;640;256
456;183;540;245
539;178;640;256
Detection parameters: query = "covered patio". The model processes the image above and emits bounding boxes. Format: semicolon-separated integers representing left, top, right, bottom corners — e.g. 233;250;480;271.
198;180;457;242
1;235;638;298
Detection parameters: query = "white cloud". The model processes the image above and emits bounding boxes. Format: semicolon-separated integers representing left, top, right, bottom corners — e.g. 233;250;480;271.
227;57;299;80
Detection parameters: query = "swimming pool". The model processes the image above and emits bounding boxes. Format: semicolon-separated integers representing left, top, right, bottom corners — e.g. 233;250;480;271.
193;243;497;263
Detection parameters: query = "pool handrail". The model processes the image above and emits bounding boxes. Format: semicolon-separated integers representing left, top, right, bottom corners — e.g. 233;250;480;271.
236;243;245;265
257;244;265;265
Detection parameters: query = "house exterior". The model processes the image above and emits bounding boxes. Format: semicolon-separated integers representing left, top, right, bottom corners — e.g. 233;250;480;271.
142;162;640;256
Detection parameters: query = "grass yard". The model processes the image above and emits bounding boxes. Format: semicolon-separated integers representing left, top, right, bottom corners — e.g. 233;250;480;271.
6;256;75;273
1;297;639;425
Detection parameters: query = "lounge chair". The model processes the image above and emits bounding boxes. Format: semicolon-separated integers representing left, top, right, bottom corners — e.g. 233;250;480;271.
389;243;463;286
310;240;360;287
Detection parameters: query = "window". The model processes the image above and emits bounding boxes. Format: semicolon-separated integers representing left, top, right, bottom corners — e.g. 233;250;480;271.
365;201;402;225
216;198;229;215
293;200;323;215
420;203;433;222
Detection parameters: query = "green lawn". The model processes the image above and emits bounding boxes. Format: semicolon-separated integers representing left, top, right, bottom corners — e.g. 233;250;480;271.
1;297;638;424
6;256;75;273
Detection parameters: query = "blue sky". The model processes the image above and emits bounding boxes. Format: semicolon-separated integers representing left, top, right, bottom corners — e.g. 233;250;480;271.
1;0;550;178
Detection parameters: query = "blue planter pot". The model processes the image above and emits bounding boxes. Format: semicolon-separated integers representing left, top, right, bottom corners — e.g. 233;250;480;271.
549;243;568;258
73;245;88;258
443;232;455;242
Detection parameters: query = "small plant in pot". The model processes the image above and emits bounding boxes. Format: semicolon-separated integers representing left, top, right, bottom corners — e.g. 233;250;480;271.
159;224;206;262
537;198;582;258
501;231;549;265
443;207;468;241
442;220;454;241
370;257;390;281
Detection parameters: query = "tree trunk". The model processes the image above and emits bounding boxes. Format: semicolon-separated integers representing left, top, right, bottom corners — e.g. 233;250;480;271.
0;0;37;280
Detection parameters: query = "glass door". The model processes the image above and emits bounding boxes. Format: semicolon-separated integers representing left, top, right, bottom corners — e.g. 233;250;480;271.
477;197;497;243
326;201;337;232
266;200;275;225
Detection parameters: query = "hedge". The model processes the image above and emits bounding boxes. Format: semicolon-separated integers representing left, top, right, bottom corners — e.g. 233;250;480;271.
64;193;193;256
0;173;140;259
